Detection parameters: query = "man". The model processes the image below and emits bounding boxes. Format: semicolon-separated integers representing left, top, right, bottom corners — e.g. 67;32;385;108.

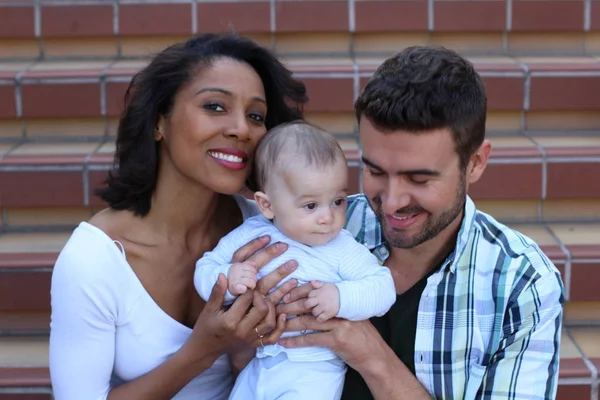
278;46;564;399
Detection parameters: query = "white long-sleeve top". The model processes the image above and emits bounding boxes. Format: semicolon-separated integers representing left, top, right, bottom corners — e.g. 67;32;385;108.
49;195;260;400
194;214;396;362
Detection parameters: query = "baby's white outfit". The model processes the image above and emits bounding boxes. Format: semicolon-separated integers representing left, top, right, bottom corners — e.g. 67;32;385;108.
194;214;396;400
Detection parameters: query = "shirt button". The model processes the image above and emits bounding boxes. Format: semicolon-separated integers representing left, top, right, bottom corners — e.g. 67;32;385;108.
380;248;389;257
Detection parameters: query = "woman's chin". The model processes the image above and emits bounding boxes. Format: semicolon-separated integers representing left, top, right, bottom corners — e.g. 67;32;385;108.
212;181;248;196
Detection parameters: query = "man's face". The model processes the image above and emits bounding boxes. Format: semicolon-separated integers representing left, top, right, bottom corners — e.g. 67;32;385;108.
359;118;467;249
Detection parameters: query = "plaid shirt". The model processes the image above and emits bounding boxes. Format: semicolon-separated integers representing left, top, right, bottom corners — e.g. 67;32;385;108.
345;194;564;399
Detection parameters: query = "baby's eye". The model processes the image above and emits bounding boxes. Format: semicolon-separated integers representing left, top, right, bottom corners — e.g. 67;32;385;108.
304;203;317;211
333;198;345;206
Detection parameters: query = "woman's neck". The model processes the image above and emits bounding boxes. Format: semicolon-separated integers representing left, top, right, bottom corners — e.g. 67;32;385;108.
144;167;222;244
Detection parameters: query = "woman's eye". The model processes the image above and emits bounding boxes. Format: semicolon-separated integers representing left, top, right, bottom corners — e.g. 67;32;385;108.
304;203;317;210
249;113;265;123
368;168;384;176
204;103;224;112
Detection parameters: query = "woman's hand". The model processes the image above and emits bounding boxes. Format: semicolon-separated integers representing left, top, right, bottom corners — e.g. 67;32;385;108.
191;234;299;372
184;274;271;364
229;234;300;342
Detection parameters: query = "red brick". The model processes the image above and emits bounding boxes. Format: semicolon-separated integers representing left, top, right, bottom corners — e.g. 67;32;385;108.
511;1;584;32
198;2;270;34
568;245;600;260
275;1;348;32
0;171;83;207
301;77;354;112
361;75;525;111
105;81;130;117
592;1;600;31
2;153;89;165
435;1;506;32
529;76;600;111
0;85;16;118
556;384;591;400
119;3;192;36
0;394;52;400
0;6;34;38
482;77;524;111
0;368;50;389
546;162;600;199
355;0;428;32
42;4;113;38
558;358;592;378
348;165;360;195
21;83;100;118
0;271;50;311
469;163;542;200
570;261;600;302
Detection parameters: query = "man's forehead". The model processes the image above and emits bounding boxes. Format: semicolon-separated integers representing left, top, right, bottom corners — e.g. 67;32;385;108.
358;124;458;171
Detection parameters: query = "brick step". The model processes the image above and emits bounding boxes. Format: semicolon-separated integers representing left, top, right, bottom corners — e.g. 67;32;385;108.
0;336;50;397
1;326;600;399
1;199;600;234
0;1;598;60
1;303;597;337
0;222;598;313
0;312;49;336
1;135;599;210
1;57;600;139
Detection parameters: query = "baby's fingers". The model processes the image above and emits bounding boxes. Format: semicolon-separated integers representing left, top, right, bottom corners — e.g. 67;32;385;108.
233;284;248;295
304;297;319;309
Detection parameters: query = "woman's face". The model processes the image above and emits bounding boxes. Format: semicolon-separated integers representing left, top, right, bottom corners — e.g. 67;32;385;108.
157;57;268;195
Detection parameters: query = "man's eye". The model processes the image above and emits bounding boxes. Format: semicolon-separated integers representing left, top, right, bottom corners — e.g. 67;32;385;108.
368;168;384;176
410;177;429;185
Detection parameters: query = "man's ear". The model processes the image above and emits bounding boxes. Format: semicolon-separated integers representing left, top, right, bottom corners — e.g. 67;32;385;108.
466;139;492;185
254;191;275;219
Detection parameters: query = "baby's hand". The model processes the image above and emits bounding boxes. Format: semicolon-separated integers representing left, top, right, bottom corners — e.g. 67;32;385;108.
228;261;258;296
304;282;340;323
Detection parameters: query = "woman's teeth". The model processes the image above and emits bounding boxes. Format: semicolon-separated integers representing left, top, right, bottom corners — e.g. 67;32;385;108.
209;152;243;163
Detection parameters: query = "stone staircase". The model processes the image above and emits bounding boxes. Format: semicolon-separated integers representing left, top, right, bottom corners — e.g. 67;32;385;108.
0;0;599;399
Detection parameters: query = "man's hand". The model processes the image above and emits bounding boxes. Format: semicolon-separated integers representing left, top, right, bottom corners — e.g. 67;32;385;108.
228;261;258;296
279;315;380;370
304;282;340;322
279;315;430;400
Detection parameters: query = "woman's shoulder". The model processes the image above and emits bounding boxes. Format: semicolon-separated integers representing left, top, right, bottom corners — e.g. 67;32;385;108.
53;215;129;288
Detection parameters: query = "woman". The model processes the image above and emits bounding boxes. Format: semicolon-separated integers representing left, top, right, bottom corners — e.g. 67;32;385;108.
49;33;308;399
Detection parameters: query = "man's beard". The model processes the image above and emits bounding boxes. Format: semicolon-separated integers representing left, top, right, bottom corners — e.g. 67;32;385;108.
370;174;466;249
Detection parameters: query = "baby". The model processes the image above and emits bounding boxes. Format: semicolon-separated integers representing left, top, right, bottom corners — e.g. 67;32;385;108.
194;121;396;400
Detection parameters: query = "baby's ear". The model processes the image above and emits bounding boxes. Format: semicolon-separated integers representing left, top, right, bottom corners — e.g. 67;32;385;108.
254;191;275;219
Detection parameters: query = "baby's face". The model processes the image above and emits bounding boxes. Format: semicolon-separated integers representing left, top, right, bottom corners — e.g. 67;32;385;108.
268;159;348;246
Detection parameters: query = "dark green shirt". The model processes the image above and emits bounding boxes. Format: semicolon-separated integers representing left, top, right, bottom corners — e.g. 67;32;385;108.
340;269;432;400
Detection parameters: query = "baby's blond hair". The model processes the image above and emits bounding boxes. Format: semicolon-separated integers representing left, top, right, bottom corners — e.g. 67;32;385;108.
253;120;345;192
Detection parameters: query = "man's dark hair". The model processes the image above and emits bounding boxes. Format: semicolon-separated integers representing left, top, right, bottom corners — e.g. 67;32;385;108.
95;33;307;216
354;46;487;169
